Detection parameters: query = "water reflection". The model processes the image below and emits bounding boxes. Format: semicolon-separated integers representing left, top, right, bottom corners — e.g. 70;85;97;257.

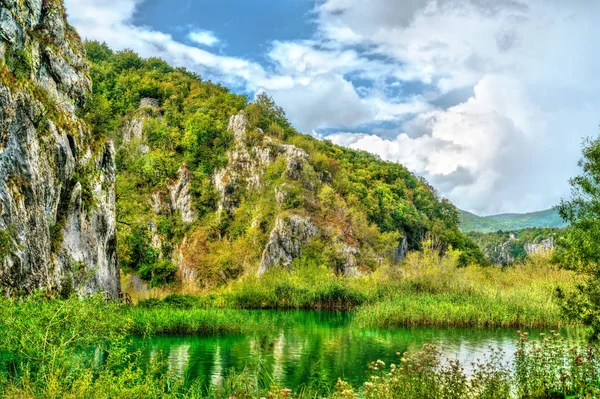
134;310;580;390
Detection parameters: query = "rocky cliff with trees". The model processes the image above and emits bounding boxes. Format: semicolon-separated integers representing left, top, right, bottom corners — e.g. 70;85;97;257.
0;0;118;296
82;41;486;290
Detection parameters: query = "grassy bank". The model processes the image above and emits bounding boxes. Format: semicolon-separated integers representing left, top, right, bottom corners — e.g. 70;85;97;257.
130;249;579;329
353;251;574;329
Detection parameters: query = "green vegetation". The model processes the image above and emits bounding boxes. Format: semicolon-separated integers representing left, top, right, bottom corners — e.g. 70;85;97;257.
0;296;596;398
132;248;576;330
467;227;561;265
82;41;485;289
557;136;600;339
459;208;568;233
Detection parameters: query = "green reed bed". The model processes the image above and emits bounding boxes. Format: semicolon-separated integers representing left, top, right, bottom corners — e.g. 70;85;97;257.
351;251;578;329
196;250;578;329
353;291;567;329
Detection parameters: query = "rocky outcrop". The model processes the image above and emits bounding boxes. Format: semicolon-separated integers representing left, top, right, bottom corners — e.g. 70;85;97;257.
0;0;118;296
259;215;317;275
338;243;360;276
484;241;515;265
525;237;554;255
169;166;196;223
394;236;409;263
214;113;309;214
140;97;159;109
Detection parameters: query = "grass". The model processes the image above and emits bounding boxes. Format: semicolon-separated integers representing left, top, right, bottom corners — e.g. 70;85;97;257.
128;248;579;330
124;305;297;335
353;250;576;329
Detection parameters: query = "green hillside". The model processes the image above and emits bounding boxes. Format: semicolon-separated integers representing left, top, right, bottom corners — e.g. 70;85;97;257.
81;41;485;288
459;208;568;233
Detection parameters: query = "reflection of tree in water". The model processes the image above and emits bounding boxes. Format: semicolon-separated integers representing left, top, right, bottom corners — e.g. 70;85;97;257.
168;344;190;378
134;312;536;392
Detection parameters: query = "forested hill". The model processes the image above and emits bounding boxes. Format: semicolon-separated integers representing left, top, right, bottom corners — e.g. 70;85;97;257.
82;41;486;288
459;208;568;233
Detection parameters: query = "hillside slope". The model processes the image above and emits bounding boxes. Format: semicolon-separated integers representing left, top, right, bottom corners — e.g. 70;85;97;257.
459;208;568;233
82;42;486;289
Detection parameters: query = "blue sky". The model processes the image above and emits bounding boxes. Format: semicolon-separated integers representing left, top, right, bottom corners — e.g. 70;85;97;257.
133;0;316;62
64;0;600;215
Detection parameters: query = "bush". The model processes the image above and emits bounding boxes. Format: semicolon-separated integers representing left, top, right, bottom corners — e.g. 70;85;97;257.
139;259;178;287
161;293;201;309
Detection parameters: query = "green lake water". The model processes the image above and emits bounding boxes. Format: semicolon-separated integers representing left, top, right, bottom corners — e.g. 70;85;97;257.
135;310;579;391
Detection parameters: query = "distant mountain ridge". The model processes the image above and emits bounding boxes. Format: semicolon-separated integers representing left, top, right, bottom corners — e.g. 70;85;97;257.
459;208;568;233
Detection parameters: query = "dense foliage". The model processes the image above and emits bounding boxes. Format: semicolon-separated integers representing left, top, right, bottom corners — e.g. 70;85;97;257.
557;136;600;339
82;41;484;288
459;208;568;233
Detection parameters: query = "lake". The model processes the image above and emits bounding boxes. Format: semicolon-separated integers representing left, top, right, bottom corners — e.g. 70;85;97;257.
134;310;579;391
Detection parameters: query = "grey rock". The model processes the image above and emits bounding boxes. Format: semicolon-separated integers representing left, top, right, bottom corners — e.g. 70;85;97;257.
339;243;360;276
169;166;196;224
0;7;20;43
140;97;160;108
214;113;310;214
525;237;554;255
259;215;317;275
394;235;409;262
0;0;118;296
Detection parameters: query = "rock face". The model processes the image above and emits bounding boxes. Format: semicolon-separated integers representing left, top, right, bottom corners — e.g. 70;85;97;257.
394;236;409;263
259;215;317;275
525;237;554;255
486;241;515;265
338;243;360;277
169;166;196;224
0;0;118;296
214;113;309;214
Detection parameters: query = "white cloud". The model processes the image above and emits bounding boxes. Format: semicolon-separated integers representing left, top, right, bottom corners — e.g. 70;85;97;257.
265;74;374;132
329;74;587;215
188;30;220;47
317;0;600;214
64;0;267;88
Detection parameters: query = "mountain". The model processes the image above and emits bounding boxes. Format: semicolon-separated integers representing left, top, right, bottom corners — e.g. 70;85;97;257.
459;208;568;233
81;42;486;289
0;0;487;296
0;0;119;296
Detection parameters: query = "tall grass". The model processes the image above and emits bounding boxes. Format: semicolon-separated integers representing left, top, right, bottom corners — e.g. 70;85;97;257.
353;250;577;329
128;248;578;329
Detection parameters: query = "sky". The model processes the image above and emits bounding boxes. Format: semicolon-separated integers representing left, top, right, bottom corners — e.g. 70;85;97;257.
64;0;600;216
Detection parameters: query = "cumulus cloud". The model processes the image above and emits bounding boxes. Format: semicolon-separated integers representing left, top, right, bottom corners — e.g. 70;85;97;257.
318;0;600;214
64;0;267;88
330;75;554;213
64;0;600;214
188;30;220;47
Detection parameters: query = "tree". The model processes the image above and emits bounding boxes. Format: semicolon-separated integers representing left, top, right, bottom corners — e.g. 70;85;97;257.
557;135;600;338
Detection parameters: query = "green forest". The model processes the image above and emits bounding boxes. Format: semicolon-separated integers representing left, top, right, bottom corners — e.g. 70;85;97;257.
82;41;485;289
459;208;568;233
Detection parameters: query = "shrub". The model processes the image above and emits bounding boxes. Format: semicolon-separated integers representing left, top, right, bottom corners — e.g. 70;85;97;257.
139;259;178;287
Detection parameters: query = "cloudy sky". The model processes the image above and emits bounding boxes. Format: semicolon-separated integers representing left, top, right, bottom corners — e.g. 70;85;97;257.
64;0;600;215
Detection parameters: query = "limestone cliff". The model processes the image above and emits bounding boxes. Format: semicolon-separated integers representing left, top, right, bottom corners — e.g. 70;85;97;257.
214;113;310;215
0;0;118;296
259;215;317;275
